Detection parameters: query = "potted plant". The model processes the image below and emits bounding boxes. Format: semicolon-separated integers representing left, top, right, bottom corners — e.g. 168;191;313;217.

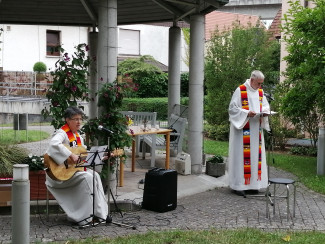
206;154;226;177
21;154;55;200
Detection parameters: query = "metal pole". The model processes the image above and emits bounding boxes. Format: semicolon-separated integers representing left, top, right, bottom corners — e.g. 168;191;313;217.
12;164;30;244
317;127;325;175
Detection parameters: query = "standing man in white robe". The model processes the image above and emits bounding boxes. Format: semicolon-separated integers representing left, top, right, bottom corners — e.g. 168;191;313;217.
228;70;271;196
45;106;108;226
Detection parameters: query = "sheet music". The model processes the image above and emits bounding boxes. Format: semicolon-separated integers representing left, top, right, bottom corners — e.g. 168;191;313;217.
254;111;277;117
82;145;107;166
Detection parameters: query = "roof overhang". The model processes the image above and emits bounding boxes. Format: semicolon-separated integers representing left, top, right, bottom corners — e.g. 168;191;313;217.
0;0;228;26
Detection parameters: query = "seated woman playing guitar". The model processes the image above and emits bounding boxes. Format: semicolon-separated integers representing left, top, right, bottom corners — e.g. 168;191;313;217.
45;106;108;226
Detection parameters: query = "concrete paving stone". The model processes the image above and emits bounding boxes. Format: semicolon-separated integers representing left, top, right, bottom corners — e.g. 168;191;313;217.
2;126;325;243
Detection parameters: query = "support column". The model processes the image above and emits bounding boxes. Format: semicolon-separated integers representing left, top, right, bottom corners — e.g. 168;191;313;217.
168;26;181;118
188;14;204;174
98;0;118;90
88;31;98;119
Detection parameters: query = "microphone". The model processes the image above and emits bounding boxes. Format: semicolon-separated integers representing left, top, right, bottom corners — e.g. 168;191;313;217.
98;125;114;134
264;93;274;101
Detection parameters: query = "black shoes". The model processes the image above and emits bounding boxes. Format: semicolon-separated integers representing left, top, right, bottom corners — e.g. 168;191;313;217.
232;190;246;197
232;189;260;198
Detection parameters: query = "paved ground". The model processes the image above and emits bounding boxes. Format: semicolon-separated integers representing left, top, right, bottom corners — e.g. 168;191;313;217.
1;126;325;243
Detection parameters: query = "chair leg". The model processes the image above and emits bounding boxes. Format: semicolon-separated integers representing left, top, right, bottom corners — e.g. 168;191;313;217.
266;184;270;218
46;188;49;221
293;184;296;217
273;183;276;215
286;184;290;221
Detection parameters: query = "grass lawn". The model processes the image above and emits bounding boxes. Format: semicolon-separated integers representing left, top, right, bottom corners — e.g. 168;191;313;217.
0;129;50;145
203;139;325;195
65;228;325;244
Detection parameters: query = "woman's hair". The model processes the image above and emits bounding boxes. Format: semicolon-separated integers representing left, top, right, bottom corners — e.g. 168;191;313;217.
63;106;84;119
250;70;265;80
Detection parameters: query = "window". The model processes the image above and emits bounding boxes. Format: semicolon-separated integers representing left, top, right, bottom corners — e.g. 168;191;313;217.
46;30;61;56
118;29;140;55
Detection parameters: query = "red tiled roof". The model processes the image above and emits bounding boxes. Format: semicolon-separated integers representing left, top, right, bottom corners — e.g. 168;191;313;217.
268;8;282;40
205;11;264;41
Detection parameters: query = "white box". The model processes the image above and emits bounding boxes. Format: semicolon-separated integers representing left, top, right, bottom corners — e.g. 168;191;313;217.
175;153;191;175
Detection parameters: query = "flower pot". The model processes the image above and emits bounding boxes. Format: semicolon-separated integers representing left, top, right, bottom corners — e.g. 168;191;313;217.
29;170;55;200
206;162;226;177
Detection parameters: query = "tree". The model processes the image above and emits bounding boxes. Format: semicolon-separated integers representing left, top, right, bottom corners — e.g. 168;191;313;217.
118;55;168;98
205;23;280;140
280;0;325;146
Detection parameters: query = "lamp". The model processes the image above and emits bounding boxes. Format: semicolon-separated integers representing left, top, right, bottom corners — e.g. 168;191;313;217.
13;164;29;181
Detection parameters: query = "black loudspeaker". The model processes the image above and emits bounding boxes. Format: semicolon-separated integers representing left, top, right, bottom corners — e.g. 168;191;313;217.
142;168;177;212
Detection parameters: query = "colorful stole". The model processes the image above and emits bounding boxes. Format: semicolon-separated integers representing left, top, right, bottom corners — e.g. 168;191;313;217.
239;85;263;185
61;123;82;148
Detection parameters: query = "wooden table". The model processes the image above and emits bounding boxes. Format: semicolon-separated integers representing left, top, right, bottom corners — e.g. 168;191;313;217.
118;126;172;187
127;125;172;172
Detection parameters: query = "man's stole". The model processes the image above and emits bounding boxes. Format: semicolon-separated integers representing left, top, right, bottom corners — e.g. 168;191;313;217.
61;123;82;148
239;85;263;185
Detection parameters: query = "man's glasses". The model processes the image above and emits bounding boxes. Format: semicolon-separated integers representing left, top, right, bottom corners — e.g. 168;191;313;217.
70;118;83;122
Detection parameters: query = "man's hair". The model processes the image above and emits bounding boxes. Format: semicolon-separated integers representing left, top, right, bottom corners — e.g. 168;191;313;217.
63;106;84;119
250;70;265;80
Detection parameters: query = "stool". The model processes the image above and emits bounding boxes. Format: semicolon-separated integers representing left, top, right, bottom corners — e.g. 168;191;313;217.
266;178;296;220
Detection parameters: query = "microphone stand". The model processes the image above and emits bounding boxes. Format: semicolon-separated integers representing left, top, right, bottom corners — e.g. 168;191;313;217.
77;149;106;228
103;129;136;230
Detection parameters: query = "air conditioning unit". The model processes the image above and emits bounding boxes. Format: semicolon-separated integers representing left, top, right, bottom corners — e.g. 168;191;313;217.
175;153;191;175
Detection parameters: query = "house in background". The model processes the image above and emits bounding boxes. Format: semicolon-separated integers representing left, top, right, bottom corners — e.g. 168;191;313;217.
205;10;265;41
0;23;189;73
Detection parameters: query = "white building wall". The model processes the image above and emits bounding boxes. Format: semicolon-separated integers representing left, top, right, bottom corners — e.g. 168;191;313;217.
0;24;189;72
119;24;188;72
0;24;88;72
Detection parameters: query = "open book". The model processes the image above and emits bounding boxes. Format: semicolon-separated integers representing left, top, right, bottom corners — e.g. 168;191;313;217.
255;111;278;117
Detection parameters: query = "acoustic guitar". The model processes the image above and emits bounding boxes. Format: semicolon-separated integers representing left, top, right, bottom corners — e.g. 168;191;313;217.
44;145;88;181
44;146;125;181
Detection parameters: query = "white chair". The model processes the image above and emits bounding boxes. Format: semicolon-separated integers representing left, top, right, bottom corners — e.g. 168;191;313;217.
142;114;187;167
120;111;157;156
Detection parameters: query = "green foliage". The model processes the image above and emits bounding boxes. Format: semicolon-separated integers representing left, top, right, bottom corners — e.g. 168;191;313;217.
121;97;168;120
118;55;168;98
180;72;189;97
41;43;91;129
204;123;229;141
290;146;317;157
0;145;27;176
280;0;325;147
182;28;190;67
33;61;47;73
21;154;44;171
204;23;280;136
82;81;132;174
121;97;189;121
206;154;224;164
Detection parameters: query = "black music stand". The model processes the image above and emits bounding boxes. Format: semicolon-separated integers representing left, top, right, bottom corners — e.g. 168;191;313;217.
76;146;107;228
101;130;136;230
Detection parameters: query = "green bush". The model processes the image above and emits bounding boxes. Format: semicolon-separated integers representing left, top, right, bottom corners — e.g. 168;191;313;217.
290;146;317;157
33;61;47;73
118;55;168;98
121;97;189;121
204;123;229;141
